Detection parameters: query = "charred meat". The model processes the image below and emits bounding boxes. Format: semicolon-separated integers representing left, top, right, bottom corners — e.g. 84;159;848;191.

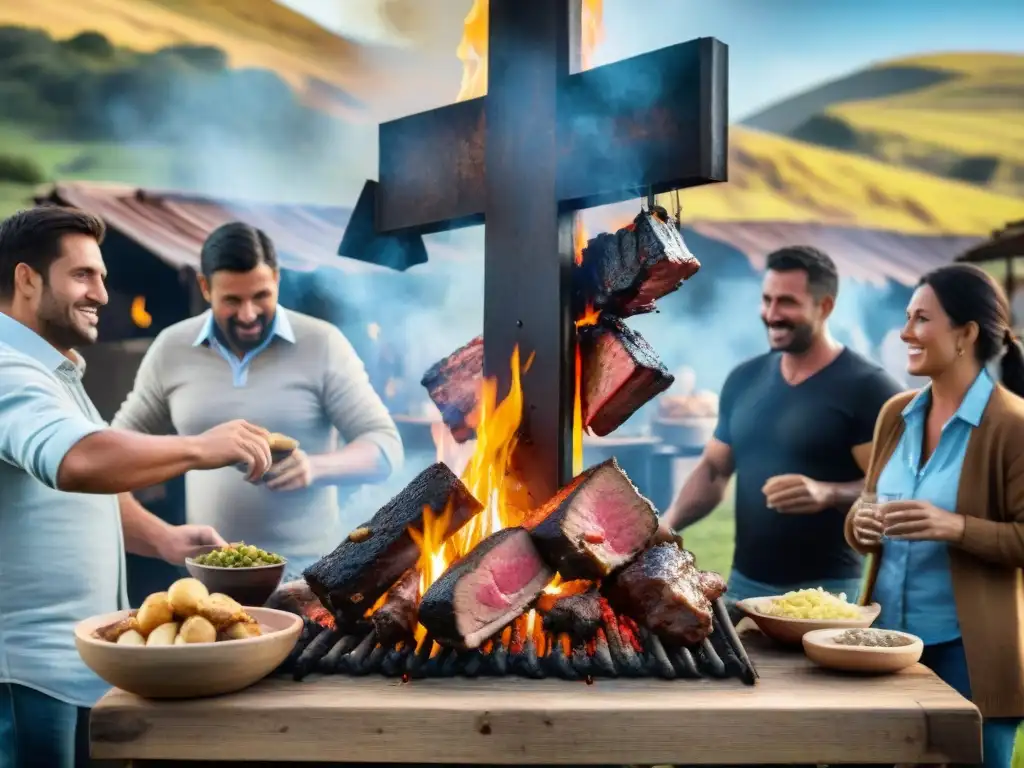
605;543;727;645
576;207;700;317
304;463;482;623
579;317;674;436
419;528;554;650
541;587;602;641
420;335;483;443
371;568;421;645
525;458;658;581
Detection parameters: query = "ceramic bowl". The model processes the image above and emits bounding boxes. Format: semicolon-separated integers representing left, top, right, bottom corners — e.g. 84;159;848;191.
802;627;923;673
185;547;286;607
736;595;881;646
75;606;301;699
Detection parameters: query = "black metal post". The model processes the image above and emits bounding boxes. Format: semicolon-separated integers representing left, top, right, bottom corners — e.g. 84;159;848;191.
483;0;575;503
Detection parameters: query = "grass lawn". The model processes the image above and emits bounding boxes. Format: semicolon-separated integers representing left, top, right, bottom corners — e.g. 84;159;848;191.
682;498;735;579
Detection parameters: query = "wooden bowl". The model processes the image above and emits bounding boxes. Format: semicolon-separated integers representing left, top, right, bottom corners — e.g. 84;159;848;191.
803;628;923;674
185;549;286;607
736;596;881;646
75;606;301;699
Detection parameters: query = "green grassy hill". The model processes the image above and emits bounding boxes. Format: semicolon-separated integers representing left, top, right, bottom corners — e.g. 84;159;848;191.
744;52;1024;198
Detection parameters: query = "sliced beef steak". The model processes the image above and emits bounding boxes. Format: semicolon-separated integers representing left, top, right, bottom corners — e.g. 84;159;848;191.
419;528;554;649
420;335;483;443
304;463;483;623
579;317;673;436
576;207;700;317
605;543;727;645
525;458;658;581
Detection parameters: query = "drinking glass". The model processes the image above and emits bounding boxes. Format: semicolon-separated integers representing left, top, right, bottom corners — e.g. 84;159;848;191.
876;492;904;542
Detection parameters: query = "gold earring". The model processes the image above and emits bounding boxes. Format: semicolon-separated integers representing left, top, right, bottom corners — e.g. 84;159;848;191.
957;347;964;357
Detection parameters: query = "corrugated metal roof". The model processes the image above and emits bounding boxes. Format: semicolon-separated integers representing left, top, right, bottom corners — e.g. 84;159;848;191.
38;181;982;288
35;182;462;275
957;220;1024;263
688;220;983;287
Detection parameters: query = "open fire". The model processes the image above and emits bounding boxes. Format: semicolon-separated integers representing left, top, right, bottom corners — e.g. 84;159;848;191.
269;185;752;686
266;0;752;686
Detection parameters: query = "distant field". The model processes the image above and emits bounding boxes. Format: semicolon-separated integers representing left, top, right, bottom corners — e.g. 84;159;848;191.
665;126;1024;236
0;123;178;216
884;51;1024;78
808;53;1024;197
827;53;1024;198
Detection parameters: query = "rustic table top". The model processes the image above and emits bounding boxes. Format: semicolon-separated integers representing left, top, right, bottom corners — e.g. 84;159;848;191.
90;633;981;765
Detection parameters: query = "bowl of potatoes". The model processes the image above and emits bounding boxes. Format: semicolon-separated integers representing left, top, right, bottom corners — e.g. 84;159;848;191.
75;577;302;699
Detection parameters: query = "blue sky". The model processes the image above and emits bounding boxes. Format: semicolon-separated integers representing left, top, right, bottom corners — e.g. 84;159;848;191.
280;0;1023;118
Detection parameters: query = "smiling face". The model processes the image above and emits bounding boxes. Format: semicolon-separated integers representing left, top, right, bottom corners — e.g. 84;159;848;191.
20;232;108;351
901;283;977;378
760;269;833;353
199;264;279;352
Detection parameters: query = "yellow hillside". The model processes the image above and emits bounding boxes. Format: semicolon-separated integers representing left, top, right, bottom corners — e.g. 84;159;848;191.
660;126;1024;235
0;0;375;117
823;53;1024;196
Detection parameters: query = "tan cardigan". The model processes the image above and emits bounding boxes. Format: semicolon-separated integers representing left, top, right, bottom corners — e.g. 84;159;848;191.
844;385;1024;718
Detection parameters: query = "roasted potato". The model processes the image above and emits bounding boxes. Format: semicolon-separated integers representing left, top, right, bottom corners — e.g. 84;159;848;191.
115;629;145;646
145;621;180;646
94;613;139;643
137;593;174;637
178;615;217;644
221;621;263;641
197;593;250;630
168;578;209;618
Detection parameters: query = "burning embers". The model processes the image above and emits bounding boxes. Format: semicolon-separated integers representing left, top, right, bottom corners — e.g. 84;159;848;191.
271;459;756;685
422;207;695;440
268;208;754;684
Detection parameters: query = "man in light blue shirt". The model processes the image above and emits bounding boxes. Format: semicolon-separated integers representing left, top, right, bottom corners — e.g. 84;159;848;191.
0;207;277;767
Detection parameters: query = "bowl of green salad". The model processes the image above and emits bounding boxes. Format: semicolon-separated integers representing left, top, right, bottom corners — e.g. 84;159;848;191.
185;543;287;607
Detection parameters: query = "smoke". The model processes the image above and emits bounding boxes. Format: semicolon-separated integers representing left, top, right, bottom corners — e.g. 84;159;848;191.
91;50;379;204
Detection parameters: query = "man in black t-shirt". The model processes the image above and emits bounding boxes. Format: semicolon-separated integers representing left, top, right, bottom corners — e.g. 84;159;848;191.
661;246;902;612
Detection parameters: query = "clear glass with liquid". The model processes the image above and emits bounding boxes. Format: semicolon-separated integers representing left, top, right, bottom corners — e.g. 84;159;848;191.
877;492;904;542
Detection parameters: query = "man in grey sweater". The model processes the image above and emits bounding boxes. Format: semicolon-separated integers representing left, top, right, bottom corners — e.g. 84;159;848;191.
114;222;404;579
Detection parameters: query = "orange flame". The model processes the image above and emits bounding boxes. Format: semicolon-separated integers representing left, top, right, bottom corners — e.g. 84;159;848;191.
413;349;531;633
572;220;600;477
457;0;604;102
130;296;152;329
409;0;606;645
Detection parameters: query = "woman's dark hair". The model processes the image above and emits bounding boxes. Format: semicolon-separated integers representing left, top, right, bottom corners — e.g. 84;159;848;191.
0;206;106;300
919;263;1024;397
200;221;277;279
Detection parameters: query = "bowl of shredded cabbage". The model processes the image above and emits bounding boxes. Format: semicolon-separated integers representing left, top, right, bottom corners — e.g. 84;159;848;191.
736;588;881;646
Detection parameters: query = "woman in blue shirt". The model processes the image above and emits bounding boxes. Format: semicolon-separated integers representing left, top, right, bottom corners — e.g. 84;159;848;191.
850;264;1024;767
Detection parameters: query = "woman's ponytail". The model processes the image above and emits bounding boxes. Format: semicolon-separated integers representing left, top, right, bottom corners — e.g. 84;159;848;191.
1000;333;1024;399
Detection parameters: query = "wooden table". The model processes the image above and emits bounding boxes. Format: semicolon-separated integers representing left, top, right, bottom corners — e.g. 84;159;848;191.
90;634;981;765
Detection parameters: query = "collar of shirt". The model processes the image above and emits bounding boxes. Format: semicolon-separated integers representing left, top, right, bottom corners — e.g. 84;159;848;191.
191;308;295;387
902;368;995;429
0;311;86;381
191;307;295;348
